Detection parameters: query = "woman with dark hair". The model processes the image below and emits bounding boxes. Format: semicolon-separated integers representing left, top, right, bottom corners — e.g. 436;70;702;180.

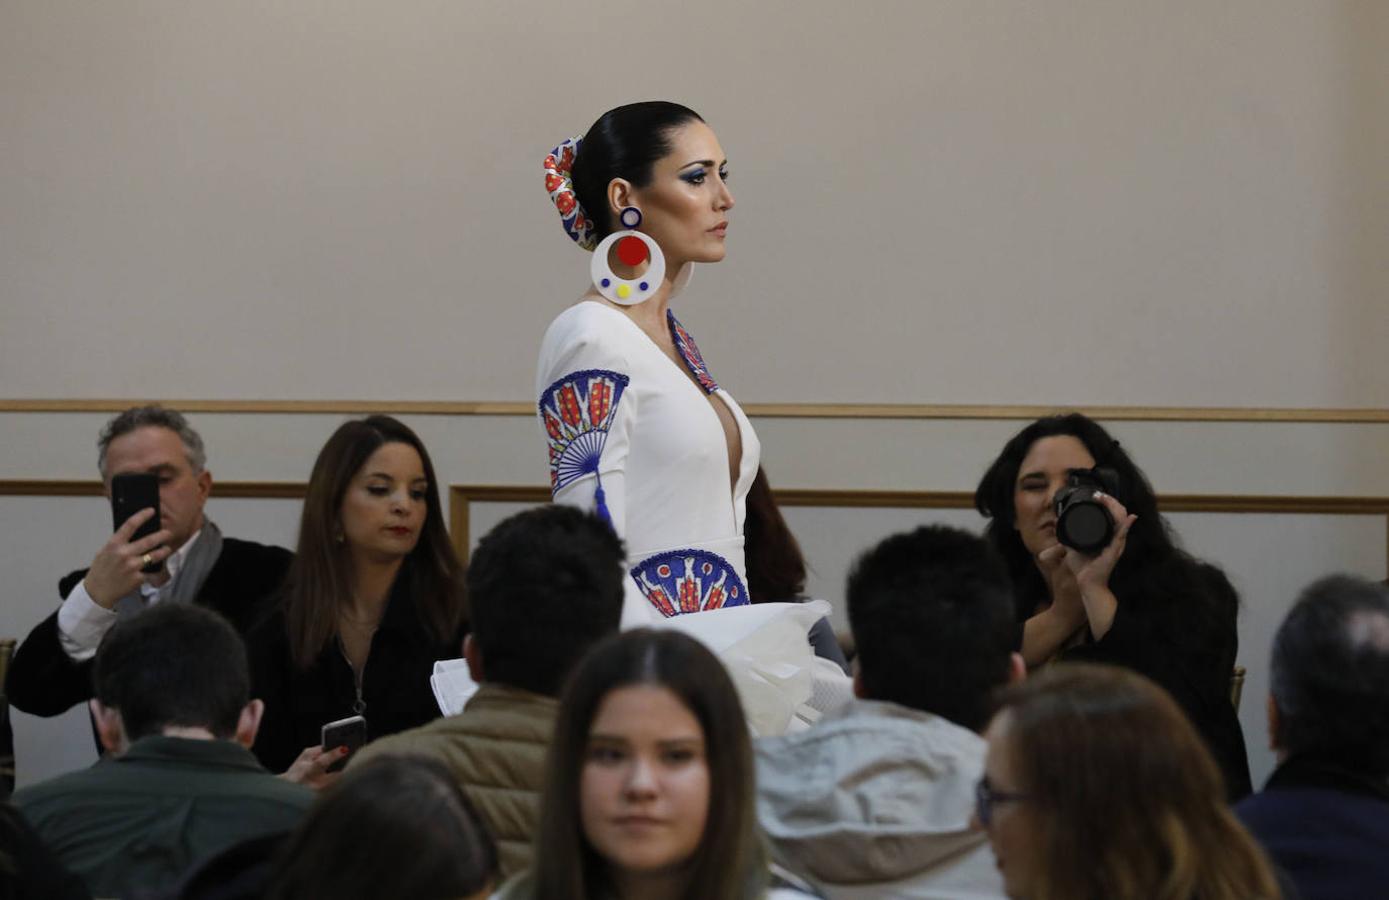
537;101;760;628
263;755;496;900
976;664;1280;900
744;467;848;672
973;413;1251;797
497;629;814;900
248;415;467;774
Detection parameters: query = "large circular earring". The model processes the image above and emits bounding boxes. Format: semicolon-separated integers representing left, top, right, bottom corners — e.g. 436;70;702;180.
591;206;665;306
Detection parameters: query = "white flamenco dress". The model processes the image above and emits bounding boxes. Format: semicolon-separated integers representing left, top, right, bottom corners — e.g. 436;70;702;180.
536;301;851;735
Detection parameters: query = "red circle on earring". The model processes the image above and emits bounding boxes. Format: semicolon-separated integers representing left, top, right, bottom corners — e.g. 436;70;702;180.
616;236;648;267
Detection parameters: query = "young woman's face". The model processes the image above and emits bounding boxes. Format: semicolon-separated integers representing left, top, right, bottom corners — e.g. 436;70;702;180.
979;711;1041;900
1012;435;1097;557
580;685;711;880
627;120;734;269
338;442;428;563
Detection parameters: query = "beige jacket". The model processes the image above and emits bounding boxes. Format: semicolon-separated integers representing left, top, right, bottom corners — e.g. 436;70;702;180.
350;682;557;879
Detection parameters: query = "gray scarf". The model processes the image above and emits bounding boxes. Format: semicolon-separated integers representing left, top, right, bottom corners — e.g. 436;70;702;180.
114;519;225;615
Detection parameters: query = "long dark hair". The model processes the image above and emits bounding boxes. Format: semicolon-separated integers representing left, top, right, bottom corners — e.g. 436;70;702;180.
973;413;1214;622
283;415;465;668
992;664;1279;900
532;630;766;900
571;101;705;238
744;467;808;603
264;755;497;900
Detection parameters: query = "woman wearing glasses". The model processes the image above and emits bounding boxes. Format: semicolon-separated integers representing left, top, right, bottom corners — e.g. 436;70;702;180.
974;664;1280;900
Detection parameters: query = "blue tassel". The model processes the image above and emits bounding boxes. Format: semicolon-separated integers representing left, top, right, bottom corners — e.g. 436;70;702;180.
594;480;613;526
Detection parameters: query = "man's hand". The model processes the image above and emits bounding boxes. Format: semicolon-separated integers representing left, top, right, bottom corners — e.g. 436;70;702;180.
84;508;174;608
280;744;347;791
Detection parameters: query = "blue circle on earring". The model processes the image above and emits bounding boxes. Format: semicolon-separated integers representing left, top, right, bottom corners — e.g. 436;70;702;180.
619;207;642;229
639;282;649;291
600;278;611;288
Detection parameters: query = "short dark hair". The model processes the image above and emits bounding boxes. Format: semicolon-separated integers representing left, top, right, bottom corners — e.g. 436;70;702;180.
265;755;497;900
467;506;625;697
847;524;1016;731
93;604;248;740
571;101;705;238
1270;574;1389;774
97;405;206;479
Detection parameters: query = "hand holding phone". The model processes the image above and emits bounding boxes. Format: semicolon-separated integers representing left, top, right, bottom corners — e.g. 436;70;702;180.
321;715;368;773
111;474;163;574
84;491;175;609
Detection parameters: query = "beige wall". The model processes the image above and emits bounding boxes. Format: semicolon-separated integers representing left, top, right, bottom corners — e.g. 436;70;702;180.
2;1;1386;405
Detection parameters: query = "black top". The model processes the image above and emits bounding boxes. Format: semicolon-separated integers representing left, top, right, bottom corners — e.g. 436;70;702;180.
1029;561;1253;799
246;563;464;773
5;538;293;718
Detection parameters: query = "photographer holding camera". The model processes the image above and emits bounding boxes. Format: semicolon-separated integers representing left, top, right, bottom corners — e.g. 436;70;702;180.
975;413;1252;798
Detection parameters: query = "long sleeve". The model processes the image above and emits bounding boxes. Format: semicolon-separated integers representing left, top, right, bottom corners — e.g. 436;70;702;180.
5;572;100;717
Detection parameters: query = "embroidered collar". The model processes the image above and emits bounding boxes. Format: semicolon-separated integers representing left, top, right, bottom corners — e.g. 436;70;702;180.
667;310;719;394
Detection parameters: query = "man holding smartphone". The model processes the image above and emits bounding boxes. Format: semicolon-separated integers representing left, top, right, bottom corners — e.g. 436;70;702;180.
6;406;293;719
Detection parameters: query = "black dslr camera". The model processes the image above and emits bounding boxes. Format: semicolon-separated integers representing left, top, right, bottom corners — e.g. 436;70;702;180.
1054;468;1121;555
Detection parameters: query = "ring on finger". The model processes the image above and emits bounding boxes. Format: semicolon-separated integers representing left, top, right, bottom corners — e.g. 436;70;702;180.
141;553;154;567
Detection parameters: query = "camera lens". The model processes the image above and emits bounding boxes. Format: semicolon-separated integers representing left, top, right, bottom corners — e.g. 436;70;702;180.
1059;502;1111;553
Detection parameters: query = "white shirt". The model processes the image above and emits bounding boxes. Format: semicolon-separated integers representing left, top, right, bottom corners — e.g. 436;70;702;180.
56;528;203;662
537;302;761;627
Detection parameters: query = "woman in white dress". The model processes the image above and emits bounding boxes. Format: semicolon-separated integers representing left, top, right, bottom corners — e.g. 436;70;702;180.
537;101;761;629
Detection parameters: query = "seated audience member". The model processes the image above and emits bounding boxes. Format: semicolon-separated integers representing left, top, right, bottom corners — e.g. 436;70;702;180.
979;663;1280;900
349;505;625;878
247;415;468;774
1236;574;1389;900
497;629;817;900
12;604;312;899
6;406;292;718
974;412;1252;797
0;804;89;900
263;755;497;900
744;466;849;673
757;524;1019;898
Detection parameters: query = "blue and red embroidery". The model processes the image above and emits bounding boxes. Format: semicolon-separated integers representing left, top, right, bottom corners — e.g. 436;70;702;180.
631;549;747;618
667;311;719;394
539;369;630;522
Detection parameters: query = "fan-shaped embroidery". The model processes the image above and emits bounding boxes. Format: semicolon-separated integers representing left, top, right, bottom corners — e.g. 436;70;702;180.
631;549;748;618
539;369;630;498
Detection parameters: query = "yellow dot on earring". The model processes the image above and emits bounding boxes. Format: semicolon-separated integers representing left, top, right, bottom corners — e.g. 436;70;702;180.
616;283;632;299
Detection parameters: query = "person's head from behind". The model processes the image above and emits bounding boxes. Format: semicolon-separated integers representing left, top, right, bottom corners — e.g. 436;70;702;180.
974;413;1171;584
97;404;212;552
743;466;808;604
265;755;497;900
90;603;260;754
465;505;625;697
534;630;763;900
847;524;1020;731
1269;574;1389;776
566;101;733;273
978;664;1278;900
287;414;464;666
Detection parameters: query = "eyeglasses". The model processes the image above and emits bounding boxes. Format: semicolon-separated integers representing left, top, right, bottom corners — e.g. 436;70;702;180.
975;776;1029;827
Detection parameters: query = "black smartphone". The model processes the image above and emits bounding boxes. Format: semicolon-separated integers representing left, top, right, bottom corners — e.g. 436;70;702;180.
321;715;368;773
110;473;162;574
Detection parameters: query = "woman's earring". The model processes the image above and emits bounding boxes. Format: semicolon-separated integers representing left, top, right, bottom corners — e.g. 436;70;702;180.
591;206;665;306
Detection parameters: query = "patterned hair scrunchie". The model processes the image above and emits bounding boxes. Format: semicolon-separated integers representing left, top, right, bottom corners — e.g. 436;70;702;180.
544;137;597;251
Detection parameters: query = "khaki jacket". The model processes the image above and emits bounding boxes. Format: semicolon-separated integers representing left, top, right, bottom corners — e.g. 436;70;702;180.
350;682;557;878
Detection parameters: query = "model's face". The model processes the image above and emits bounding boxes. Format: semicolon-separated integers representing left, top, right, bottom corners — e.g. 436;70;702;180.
103;426;211;552
1012;435;1097;557
979;711;1040;900
580;685;711;880
339;442;428;564
626;120;734;270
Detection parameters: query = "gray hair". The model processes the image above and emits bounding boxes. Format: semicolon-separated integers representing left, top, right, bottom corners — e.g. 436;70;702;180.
97;405;207;479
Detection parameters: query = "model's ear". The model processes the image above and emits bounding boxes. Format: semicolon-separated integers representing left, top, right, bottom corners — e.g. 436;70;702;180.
236;699;265;749
607;178;636;221
463;634;485;683
90;699;128;754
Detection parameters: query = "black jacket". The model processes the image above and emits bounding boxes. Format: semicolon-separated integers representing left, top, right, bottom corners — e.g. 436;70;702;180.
5;538;293;717
246;565;465;773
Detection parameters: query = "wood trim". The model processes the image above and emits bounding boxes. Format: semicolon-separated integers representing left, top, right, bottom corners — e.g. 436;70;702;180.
2;399;1387;424
448;485;1389;565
